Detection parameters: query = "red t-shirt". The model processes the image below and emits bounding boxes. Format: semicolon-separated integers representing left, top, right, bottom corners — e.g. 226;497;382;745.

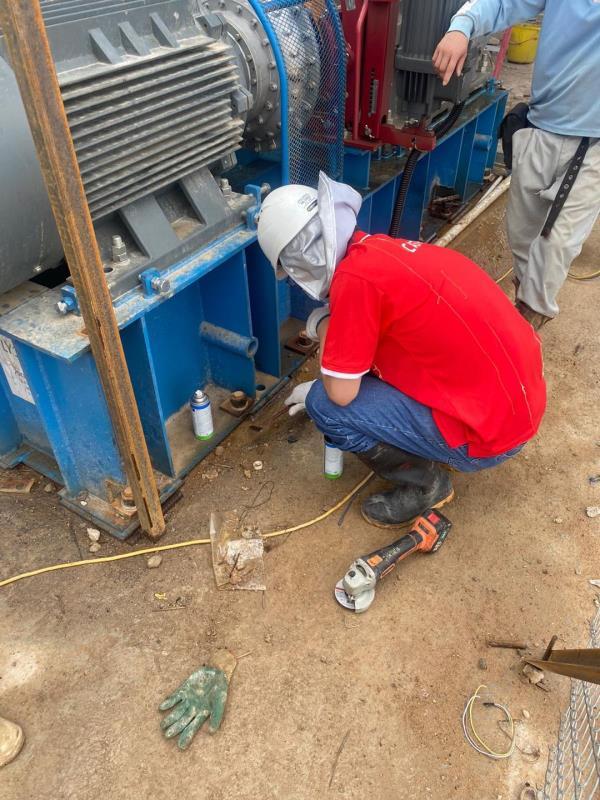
321;233;546;458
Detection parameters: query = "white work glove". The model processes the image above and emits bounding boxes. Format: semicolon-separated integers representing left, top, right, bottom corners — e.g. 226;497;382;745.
284;381;316;416
305;305;330;342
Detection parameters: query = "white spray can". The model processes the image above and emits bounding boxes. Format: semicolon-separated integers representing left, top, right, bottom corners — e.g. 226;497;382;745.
191;389;214;441
324;439;344;480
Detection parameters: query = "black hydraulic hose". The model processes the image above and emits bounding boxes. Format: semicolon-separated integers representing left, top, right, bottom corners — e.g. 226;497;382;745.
433;101;465;138
388;148;420;238
388;102;465;238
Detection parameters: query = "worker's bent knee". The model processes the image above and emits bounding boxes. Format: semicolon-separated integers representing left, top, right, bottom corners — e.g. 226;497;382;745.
305;380;377;452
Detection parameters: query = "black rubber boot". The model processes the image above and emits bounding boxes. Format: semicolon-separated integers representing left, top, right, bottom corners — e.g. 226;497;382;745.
356;443;454;528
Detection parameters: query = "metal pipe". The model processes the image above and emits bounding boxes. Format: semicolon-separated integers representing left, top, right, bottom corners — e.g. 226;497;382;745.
435;177;510;248
0;0;165;539
200;322;258;358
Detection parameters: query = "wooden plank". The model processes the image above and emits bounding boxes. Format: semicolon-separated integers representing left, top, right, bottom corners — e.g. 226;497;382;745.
0;0;165;538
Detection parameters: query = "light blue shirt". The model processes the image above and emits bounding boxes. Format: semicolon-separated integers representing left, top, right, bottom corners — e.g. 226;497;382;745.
449;0;600;137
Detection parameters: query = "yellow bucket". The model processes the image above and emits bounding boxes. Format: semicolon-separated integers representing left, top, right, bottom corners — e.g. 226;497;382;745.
507;22;540;64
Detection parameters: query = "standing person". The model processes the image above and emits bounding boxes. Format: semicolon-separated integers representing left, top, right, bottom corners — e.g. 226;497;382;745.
257;173;546;527
433;0;600;329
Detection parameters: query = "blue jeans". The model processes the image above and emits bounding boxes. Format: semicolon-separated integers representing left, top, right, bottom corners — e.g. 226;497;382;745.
305;376;523;473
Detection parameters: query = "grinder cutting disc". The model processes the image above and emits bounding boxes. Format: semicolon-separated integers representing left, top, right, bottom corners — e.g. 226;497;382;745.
334;579;375;613
334;579;355;610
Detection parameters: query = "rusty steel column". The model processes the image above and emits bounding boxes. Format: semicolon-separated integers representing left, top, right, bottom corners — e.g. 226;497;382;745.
0;0;166;539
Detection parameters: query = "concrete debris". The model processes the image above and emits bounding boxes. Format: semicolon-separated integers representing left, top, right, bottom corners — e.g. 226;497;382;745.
87;528;100;543
253;460;263;471
243;469;252;479
215;446;225;457
589;580;600;589
210;511;266;591
522;663;545;685
43;482;54;493
586;506;600;518
553;517;563;524
478;658;488;671
201;467;219;481
575;566;583;576
89;542;101;553
522;709;531;720
147;555;162;569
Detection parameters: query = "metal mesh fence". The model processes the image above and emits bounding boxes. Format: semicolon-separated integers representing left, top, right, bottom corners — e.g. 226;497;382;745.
542;606;600;800
261;0;345;186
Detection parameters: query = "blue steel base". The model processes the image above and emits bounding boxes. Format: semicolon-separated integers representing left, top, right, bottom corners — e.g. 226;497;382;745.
0;86;507;539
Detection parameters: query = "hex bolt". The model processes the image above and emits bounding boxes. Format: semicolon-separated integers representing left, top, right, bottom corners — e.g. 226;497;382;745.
111;235;129;265
250;18;257;27
220;177;233;197
121;485;136;509
230;390;248;409
260;183;271;196
151;276;171;295
262;38;269;47
55;300;69;316
265;101;274;111
269;83;278;92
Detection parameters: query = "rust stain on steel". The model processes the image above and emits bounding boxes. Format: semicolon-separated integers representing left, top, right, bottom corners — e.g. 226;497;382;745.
0;0;165;538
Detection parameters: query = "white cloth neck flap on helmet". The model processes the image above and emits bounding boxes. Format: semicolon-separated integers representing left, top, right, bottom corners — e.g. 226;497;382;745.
276;172;362;300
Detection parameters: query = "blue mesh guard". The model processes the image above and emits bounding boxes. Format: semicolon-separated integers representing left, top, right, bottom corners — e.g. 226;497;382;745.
260;0;346;186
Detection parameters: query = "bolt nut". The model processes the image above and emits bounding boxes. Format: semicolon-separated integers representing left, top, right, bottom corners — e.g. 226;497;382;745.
151;276;171;296
230;390;248;409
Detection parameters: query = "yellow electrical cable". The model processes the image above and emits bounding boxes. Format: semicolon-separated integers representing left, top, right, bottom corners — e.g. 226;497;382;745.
0;472;374;589
568;268;600;281
494;266;514;283
466;684;515;759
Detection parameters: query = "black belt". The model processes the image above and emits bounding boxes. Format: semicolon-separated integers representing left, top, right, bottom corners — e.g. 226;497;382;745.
541;136;590;238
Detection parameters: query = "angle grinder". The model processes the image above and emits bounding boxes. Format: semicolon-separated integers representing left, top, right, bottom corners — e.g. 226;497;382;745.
334;509;452;613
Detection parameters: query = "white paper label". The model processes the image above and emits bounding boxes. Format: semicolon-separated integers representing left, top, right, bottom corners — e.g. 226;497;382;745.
0;334;34;404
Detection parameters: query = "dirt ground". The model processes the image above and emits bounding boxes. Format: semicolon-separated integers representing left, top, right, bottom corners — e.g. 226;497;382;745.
2;66;600;800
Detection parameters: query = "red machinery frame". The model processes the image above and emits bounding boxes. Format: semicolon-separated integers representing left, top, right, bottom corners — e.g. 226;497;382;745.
341;0;437;151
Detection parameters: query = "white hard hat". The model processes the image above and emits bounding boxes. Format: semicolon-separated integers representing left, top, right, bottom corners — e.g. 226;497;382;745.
257;184;319;272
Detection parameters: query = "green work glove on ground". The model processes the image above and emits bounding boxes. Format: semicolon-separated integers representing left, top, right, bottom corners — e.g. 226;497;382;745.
159;649;237;749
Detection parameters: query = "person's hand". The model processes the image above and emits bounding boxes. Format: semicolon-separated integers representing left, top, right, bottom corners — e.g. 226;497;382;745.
284;380;316;416
159;650;236;749
432;31;469;86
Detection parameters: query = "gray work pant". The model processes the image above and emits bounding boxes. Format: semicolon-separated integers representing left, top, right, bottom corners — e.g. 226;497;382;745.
507;128;600;317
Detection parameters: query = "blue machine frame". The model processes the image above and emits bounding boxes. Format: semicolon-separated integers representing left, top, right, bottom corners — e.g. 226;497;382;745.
0;4;507;536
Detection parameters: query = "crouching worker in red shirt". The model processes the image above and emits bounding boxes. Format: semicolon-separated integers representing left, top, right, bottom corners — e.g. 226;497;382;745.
257;173;547;528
